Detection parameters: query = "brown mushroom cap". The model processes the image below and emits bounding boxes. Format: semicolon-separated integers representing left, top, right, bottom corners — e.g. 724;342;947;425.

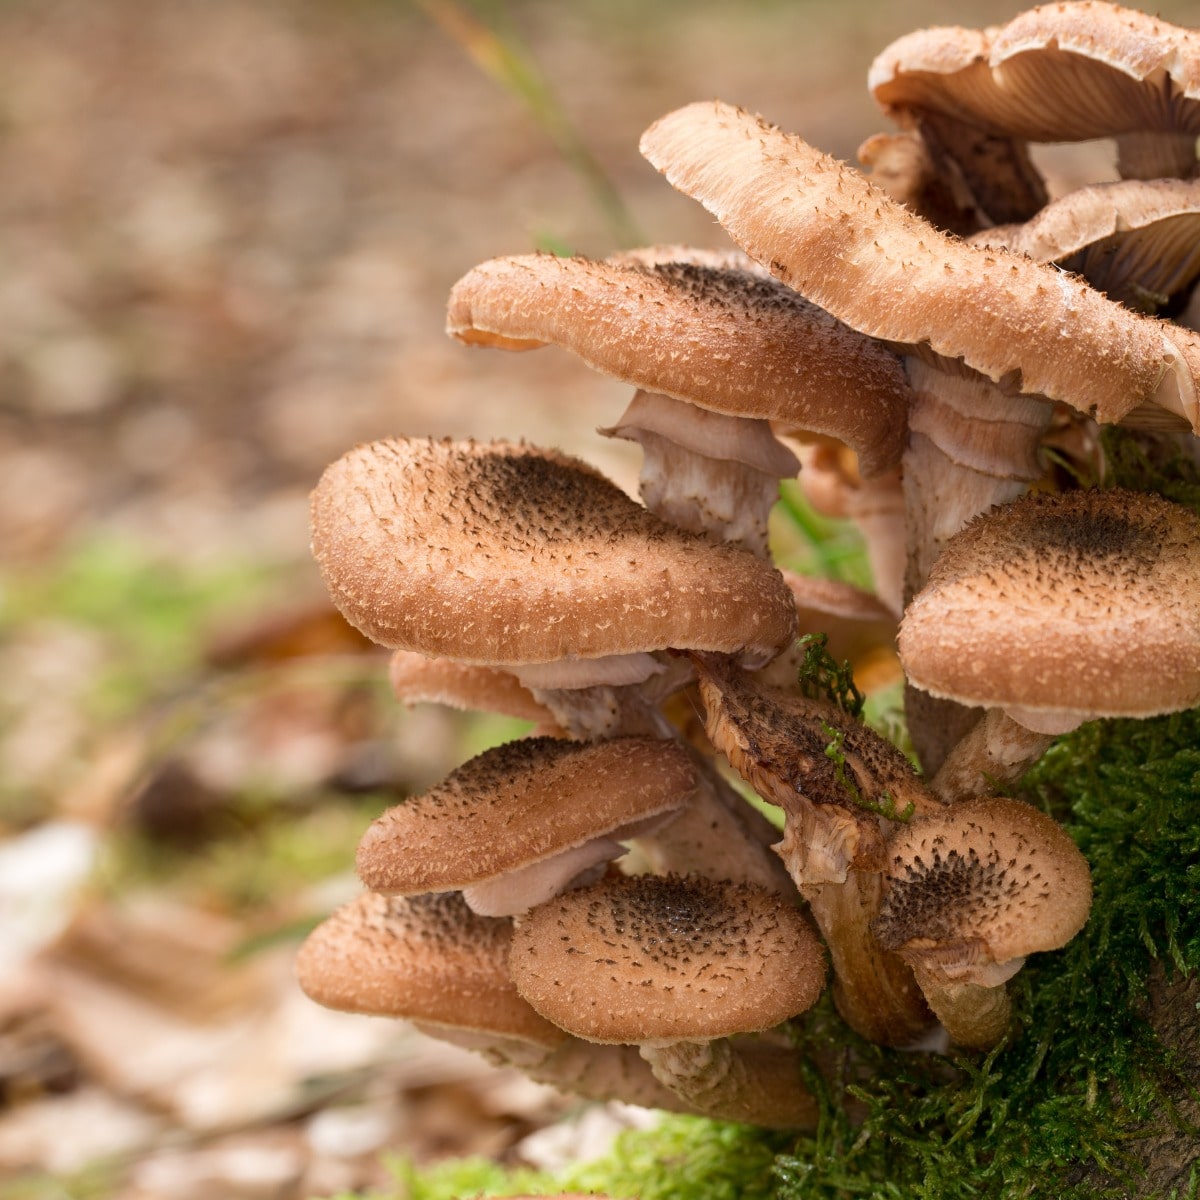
873;796;1093;975
639;100;1200;433
387;649;553;723
868;4;1200;143
294;891;565;1046
692;652;937;842
311;437;797;667
355;735;697;895
446;252;911;477
974;178;1200;311
509;873;825;1044
898;488;1200;720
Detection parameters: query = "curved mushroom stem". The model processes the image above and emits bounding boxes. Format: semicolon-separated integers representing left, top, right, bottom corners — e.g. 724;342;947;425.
795;443;907;618
804;872;933;1047
639;1037;818;1130
901;961;1017;1051
414;1024;694;1113
930;708;1070;803
904;684;985;780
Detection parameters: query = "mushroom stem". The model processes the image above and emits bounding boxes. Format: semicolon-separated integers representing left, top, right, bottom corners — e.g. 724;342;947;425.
803;871;933;1047
900;968;1013;1050
796;443;906;617
639;1037;818;1130
929;708;1060;803
602;390;800;559
902;359;1053;599
416;1024;695;1113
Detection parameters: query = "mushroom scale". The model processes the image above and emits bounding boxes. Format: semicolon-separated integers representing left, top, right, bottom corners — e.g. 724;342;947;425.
310;436;797;668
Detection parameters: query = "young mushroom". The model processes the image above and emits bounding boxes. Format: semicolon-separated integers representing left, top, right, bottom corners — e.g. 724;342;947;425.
446;250;912;557
509;872;827;1129
899;487;1200;801
296;890;691;1112
356;736;697;916
310;437;798;739
872;796;1093;1049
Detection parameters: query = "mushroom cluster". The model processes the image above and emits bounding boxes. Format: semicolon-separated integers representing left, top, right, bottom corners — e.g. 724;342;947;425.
295;0;1200;1128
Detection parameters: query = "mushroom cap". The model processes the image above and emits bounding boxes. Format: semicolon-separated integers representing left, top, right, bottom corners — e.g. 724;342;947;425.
310;437;798;666
356;735;697;895
973;178;1200;309
639;100;1200;433
388;649;554;723
447;252;911;476
294;890;566;1046
692;652;936;826
873;796;1092;973
509;873;825;1043
869;3;1200;141
898;488;1200;720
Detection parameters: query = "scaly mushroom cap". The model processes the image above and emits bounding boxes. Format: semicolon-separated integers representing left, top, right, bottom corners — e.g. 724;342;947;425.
691;652;938;873
356;735;697;895
869;4;1200;143
311;437;797;666
510;873;825;1043
873;797;1092;978
447;252;910;476
899;488;1200;721
639;100;1200;433
294;891;565;1046
974;178;1200;312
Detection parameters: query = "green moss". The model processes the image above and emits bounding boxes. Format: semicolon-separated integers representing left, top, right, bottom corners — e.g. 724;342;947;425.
796;633;865;720
1099;428;1200;516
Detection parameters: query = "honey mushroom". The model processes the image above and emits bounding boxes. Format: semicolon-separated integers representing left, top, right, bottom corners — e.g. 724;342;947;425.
295;890;693;1112
872;797;1093;1050
447;249;911;561
640;98;1200;778
689;651;941;1047
899;488;1200;802
310;436;797;740
639;99;1200;607
509;873;827;1129
355;736;699;917
870;2;1200;186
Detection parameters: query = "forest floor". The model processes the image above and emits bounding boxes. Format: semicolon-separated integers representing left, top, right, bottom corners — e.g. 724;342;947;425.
2;1;1195;1196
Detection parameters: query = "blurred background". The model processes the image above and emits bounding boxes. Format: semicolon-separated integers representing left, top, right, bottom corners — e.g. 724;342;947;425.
3;1;1199;1197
